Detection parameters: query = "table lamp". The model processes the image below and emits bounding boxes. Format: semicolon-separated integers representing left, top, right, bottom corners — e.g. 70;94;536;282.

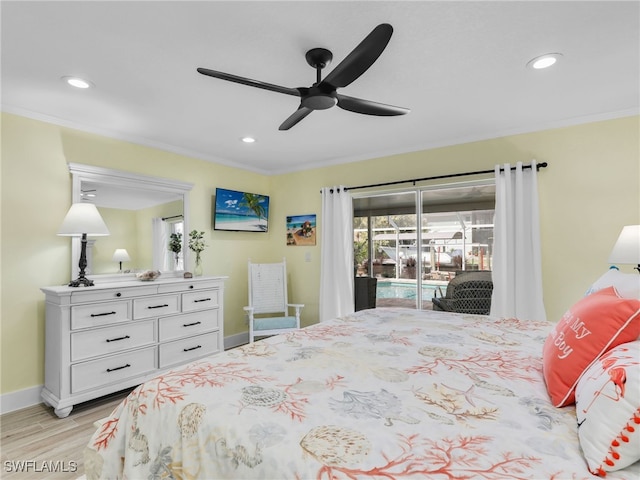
57;203;110;287
112;248;131;273
608;225;640;273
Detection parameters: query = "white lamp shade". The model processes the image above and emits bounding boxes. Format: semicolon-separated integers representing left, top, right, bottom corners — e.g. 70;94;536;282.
608;225;640;265
112;248;131;262
57;203;110;236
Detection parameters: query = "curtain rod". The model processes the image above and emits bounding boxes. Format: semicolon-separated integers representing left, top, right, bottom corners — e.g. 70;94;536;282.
161;214;183;221
330;161;548;193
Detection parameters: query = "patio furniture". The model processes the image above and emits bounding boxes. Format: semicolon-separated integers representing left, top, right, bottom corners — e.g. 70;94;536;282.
354;276;377;311
432;270;493;314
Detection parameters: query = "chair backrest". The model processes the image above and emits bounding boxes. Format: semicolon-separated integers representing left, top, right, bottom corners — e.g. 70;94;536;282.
248;258;288;315
445;271;493;314
445;271;492;298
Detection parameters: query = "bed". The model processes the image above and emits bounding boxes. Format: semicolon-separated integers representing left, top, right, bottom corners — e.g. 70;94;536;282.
84;306;640;479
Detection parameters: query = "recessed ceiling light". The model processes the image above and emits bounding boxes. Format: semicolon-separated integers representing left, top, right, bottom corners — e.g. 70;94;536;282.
527;53;563;70
241;136;256;143
62;76;93;89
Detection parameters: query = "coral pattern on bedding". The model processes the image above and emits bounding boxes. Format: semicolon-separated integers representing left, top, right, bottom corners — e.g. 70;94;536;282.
84;307;640;479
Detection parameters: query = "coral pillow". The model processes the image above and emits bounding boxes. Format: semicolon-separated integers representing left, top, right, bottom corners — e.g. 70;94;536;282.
575;341;640;476
542;287;640;407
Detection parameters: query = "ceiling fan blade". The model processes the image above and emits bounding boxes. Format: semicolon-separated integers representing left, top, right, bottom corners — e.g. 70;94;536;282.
197;68;301;97
279;106;313;130
322;24;393;89
336;94;410;116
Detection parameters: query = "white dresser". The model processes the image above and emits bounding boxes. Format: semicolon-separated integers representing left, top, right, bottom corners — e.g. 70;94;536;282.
41;275;226;418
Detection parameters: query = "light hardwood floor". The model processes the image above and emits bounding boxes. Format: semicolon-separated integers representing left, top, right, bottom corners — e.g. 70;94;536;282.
1;389;132;479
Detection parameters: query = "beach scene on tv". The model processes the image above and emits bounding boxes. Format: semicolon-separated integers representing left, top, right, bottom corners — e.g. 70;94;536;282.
213;188;269;232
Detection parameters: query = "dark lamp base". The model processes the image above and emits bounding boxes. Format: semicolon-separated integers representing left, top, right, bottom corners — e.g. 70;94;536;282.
68;276;95;287
69;233;95;287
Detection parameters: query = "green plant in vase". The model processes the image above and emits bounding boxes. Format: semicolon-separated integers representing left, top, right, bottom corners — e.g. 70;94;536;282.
188;230;207;276
169;232;182;269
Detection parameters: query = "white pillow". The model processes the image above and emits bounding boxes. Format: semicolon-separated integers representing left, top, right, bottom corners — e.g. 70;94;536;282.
575;340;640;475
586;268;640;299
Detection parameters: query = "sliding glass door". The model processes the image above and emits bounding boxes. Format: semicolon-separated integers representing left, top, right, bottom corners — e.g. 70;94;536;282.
354;191;417;308
353;181;495;310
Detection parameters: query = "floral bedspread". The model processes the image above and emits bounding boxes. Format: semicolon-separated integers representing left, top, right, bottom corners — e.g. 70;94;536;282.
84;307;640;479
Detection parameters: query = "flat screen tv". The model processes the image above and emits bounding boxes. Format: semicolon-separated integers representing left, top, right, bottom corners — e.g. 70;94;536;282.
213;188;270;232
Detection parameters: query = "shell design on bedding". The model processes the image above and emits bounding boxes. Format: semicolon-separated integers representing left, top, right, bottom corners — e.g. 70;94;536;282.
300;425;371;467
216;438;263;468
329;389;419;426
178;403;207;439
241;385;287;407
148;445;173;478
127;428;150;466
467;372;516;397
418;344;458;358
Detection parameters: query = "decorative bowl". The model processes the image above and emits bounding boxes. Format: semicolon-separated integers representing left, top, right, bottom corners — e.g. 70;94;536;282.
136;270;161;281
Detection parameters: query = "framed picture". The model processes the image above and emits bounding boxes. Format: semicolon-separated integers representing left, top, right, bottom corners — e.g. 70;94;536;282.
213;188;269;232
286;214;316;246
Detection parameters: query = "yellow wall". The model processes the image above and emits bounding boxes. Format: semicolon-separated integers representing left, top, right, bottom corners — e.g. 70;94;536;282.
1;112;638;397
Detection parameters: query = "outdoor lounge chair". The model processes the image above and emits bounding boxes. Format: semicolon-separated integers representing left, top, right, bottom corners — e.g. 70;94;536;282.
432;270;493;315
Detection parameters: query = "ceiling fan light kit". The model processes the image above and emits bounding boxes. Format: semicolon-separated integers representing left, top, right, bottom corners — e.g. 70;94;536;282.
197;23;409;130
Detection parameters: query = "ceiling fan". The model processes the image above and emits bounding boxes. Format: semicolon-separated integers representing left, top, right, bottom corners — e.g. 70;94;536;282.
197;24;410;131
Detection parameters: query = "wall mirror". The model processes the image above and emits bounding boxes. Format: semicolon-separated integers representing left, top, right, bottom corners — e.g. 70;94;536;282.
68;163;193;282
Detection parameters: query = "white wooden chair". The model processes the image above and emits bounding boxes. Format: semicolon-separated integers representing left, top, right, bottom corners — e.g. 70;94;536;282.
244;258;304;342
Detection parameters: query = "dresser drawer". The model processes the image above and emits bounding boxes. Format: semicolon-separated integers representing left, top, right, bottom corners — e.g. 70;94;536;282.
182;289;219;313
71;320;156;362
159;332;220;368
71;301;131;330
158;310;220;342
70;286;157;304
157;279;221;293
71;347;157;393
133;294;180;319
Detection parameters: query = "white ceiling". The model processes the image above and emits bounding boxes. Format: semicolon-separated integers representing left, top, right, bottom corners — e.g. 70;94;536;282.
81;181;183;210
2;1;638;175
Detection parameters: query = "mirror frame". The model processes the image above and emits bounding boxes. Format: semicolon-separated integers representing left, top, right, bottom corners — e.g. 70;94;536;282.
68;163;193;283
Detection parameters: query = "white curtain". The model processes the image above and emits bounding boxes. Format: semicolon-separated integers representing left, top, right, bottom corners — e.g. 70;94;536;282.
319;186;354;321
490;161;546;321
152;218;169;271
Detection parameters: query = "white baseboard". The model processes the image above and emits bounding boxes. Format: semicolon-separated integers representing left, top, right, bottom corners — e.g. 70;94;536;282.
1;334;249;416
0;385;42;415
224;331;249;350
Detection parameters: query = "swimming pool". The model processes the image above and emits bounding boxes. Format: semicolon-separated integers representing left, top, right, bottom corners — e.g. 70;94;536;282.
376;281;442;300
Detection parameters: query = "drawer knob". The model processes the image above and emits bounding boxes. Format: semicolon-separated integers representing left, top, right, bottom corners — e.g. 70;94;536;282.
116;292;122;297
147;304;169;309
106;335;131;343
106;363;131;373
189;285;194;289
193;298;211;303
183;321;202;327
90;311;116;318
183;345;202;352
